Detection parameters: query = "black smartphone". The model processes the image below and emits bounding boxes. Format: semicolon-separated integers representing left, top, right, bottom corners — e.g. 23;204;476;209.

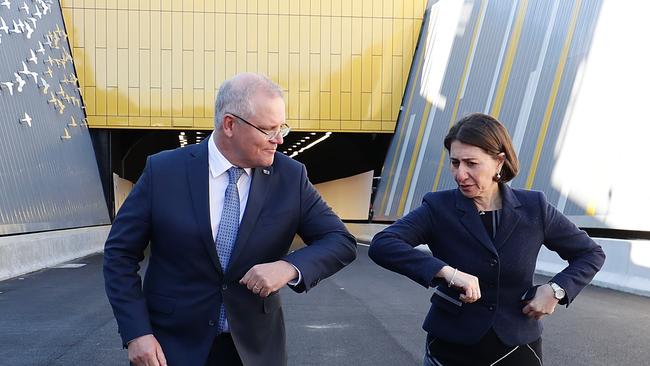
520;285;540;302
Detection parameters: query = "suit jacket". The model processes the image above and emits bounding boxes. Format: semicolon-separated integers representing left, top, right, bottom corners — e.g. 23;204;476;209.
104;139;357;365
369;184;605;346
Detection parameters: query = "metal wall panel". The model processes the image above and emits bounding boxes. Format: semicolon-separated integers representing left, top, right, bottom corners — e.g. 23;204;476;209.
0;0;110;235
373;0;621;229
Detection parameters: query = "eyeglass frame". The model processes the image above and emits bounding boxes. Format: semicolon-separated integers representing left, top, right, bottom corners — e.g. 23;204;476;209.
225;112;290;141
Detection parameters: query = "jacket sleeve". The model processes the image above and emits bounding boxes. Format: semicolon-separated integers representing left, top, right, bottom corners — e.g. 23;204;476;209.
368;196;448;288
103;156;154;345
283;165;357;292
539;192;606;306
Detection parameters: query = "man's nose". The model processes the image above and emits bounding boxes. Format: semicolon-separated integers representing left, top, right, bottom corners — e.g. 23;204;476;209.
270;133;284;145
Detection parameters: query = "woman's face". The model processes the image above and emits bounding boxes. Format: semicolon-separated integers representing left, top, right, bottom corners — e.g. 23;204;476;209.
449;140;504;200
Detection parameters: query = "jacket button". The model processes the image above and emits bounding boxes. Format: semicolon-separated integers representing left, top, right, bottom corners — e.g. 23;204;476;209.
490;259;498;267
222;284;228;290
208;320;215;326
488;305;495;311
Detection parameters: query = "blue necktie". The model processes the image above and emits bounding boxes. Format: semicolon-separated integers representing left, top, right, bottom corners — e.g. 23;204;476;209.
216;166;244;333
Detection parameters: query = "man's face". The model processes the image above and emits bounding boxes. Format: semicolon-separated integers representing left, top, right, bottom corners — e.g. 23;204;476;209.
228;93;286;168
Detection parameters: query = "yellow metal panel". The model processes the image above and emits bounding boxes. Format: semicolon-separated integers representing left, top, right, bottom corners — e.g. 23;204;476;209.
269;15;279;53
330;17;341;54
371;55;382;118
309;54;319;97
140;50;150;94
194;23;205;89
311;0;320;15
310;87;319;119
300;91;310;119
278;47;289;90
341;120;360;130
129;48;139;89
129;116;150;127
381;93;392;121
392;19;403;55
258;15;269;75
351;18;362;55
107;116;129;126
73;48;85;87
352;0;362;17
194;90;204;117
373;0;382;17
129;87;140;115
183;51;194;117
90;116;107;126
351;55;361;119
173;117;193;127
382;121;396;131
161;0;171;11
288;16;299;53
194;0;204;12
382;53;392;94
204;13;215;52
140;10;150;49
248;14;258;51
204;50;215;95
152;117;172;127
300;119;319;130
300;0;310;14
384;0;393;18
140;87;151;116
225;52;236;80
362;92;372;120
321;120;340;130
404;0;413;18
181;0;191;12
172;89;183;117
391;55;403;120
331;0;341;16
236;14;247;73
285;0;295;15
310;17;321;54
320;92;330;119
214;0;225;12
96;10;107;48
288;90;299;120
107;87;118;115
151;88;161;116
362;120;381;131
268;52;278;83
161;12;172;49
361;51;372;93
341;92;351;119
117;49;129;115
268;0;278;14
74;9;84;47
93;48;107;90
215;13;225;62
161;49;172;114
247;53;257;71
172;31;183;89
183;12;194;50
225;16;236;52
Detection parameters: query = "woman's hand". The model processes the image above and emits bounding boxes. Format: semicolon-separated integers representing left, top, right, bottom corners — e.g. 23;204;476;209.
522;284;559;320
437;266;481;303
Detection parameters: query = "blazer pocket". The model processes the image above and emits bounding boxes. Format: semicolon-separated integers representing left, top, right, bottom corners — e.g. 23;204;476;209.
147;293;176;315
263;292;282;314
430;286;463;315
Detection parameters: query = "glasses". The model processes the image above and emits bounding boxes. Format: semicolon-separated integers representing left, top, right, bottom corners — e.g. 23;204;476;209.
226;112;290;141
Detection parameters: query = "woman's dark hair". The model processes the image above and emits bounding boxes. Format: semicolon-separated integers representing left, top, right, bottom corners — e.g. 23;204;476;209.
443;113;519;182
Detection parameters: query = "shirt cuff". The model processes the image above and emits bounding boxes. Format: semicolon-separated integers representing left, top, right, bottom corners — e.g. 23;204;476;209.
287;263;302;286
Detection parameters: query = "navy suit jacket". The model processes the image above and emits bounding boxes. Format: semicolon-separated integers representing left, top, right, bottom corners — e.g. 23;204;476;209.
369;184;605;346
104;139;356;365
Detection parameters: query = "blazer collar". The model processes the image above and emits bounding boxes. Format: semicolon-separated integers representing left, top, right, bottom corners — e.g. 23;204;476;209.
454;183;522;254
226;165;273;276
187;139;224;274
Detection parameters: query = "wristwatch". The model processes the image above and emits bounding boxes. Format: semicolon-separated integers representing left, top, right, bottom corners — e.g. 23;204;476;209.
548;282;566;300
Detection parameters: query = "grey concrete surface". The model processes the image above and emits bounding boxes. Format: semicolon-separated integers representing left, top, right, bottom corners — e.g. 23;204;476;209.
0;225;111;281
1;247;649;365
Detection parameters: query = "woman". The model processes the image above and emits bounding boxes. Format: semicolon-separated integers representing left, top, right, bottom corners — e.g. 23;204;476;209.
369;113;605;366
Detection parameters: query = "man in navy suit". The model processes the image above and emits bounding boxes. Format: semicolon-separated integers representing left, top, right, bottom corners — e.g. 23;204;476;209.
104;73;357;366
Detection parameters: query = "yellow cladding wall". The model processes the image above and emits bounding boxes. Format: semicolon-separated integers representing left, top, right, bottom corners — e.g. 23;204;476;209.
61;0;426;132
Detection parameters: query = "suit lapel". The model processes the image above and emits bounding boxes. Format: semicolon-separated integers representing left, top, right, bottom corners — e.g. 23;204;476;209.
493;184;521;250
455;189;497;256
227;165;273;273
187;139;224;274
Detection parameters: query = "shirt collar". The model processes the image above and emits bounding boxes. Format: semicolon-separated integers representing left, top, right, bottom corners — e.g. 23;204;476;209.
208;132;252;179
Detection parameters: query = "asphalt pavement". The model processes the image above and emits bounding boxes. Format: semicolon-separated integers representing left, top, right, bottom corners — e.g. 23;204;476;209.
1;246;649;365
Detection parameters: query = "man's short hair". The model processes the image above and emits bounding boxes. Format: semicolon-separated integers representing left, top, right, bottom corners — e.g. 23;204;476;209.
214;73;284;129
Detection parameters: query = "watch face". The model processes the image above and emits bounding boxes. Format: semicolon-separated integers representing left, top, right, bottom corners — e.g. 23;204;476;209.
551;283;565;299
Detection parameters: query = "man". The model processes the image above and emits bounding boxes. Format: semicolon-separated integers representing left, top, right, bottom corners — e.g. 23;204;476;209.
104;73;357;366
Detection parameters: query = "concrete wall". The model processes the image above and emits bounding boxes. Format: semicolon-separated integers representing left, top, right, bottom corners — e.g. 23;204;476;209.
315;171;373;220
0;226;111;281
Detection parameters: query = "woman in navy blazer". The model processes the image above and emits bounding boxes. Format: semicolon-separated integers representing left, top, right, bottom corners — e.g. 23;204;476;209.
369;113;605;366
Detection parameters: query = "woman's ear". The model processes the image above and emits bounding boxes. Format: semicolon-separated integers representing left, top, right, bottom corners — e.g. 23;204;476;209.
496;152;506;169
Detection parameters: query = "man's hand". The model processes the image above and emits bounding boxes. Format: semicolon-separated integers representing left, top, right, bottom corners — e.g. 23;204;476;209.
437;266;481;303
240;260;299;297
522;284;559;320
128;334;167;366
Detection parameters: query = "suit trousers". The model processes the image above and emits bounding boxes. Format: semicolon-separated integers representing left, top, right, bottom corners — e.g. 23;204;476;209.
423;329;542;366
205;333;243;366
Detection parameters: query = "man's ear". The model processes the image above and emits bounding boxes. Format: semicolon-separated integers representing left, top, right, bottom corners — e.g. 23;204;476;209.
222;115;235;137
